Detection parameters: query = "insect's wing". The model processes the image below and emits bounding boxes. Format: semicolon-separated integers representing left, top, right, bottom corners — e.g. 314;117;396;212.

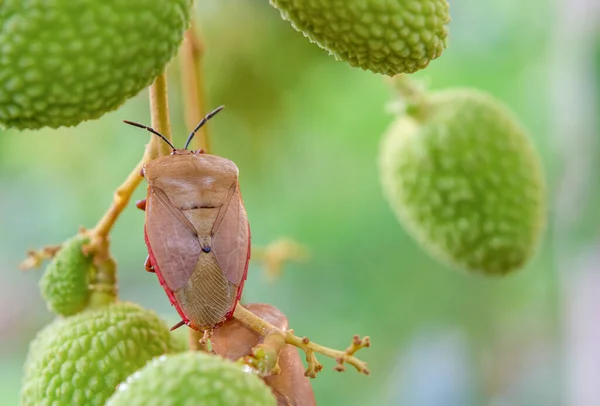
211;182;250;286
146;187;201;291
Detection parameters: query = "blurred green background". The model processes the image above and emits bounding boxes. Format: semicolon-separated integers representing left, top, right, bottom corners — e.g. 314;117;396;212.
1;1;599;405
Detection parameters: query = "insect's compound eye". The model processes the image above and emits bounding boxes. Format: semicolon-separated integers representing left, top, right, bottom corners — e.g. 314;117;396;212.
196;149;205;154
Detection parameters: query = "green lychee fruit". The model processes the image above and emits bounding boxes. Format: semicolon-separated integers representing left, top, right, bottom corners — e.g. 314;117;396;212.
0;0;193;130
106;351;277;406
21;301;185;406
379;89;546;275
39;235;93;316
269;0;450;75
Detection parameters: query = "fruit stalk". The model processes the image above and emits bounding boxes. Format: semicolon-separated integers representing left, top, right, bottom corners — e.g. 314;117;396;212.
390;75;426;104
85;235;118;308
233;304;370;378
385;75;430;119
149;72;174;157
180;20;211;153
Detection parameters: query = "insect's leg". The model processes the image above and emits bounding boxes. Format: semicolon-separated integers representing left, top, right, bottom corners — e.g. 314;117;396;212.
136;199;147;211
144;255;155;273
200;329;213;343
198;329;214;352
170;320;187;331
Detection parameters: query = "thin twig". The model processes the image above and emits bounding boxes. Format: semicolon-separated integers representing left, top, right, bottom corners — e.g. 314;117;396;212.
19;245;62;270
149;72;174;157
233;304;370;378
180;20;211;152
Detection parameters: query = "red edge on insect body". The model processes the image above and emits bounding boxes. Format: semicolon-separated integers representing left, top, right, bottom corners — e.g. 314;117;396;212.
144;224;191;326
225;221;251;320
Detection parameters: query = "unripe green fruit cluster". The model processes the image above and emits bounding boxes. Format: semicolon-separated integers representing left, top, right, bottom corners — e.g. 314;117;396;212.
107;351;277;406
21;301;185;406
39;235;93;316
0;0;193;129
270;0;450;75
379;89;546;275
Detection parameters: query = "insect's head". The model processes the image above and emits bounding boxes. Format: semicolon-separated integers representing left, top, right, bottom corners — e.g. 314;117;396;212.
123;105;225;155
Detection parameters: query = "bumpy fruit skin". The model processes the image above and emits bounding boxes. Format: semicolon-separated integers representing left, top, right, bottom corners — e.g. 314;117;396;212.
379;89;546;275
106;352;277;406
270;0;449;75
39;235;93;316
0;0;192;130
21;301;185;406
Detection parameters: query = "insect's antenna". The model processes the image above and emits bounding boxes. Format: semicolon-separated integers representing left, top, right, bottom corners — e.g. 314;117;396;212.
184;105;225;150
123;120;176;150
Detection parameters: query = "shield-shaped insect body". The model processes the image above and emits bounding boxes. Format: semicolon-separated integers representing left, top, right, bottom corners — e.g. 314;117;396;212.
125;106;250;331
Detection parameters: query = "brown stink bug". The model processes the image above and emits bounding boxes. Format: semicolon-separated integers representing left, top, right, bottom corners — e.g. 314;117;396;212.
124;106;250;331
